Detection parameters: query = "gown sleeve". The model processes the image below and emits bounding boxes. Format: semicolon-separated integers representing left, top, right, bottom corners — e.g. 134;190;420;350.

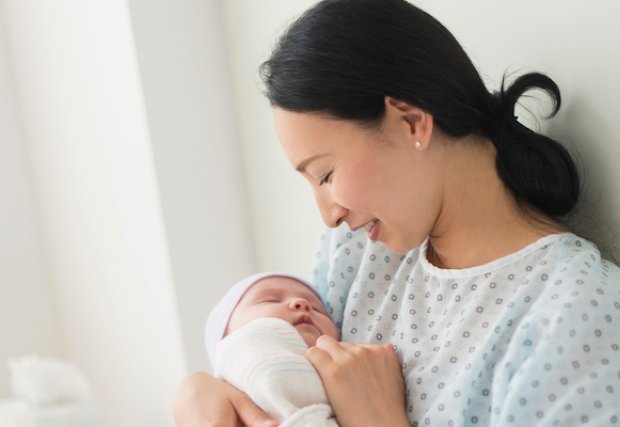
489;242;620;425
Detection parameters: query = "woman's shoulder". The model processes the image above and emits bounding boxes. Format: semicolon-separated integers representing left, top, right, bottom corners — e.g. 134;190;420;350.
475;231;618;283
493;236;620;427
505;233;619;311
515;233;619;331
545;233;620;282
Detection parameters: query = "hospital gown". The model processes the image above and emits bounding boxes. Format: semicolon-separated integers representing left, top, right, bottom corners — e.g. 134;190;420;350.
311;225;620;426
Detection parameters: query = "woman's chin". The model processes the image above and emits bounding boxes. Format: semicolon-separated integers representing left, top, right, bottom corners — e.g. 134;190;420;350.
382;237;422;254
379;237;405;253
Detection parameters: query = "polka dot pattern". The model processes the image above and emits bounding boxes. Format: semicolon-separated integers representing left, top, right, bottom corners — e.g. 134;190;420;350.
312;226;620;425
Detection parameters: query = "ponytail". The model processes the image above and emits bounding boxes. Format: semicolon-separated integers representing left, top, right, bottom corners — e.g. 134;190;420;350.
486;73;580;217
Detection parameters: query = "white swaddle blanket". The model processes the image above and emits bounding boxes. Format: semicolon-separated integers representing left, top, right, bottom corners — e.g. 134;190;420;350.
214;317;338;427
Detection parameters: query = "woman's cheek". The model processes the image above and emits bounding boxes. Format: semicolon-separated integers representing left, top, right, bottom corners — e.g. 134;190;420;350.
332;181;356;208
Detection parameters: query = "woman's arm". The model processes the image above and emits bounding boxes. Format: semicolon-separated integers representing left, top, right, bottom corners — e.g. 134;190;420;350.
173;371;278;427
307;336;409;427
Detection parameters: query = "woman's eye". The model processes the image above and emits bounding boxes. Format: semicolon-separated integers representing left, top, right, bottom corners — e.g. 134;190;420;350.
319;171;333;186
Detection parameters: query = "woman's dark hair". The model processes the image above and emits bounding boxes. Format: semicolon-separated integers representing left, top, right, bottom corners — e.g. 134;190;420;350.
260;0;579;220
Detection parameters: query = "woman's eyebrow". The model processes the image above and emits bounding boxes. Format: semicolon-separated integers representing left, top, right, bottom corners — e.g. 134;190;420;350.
295;154;329;173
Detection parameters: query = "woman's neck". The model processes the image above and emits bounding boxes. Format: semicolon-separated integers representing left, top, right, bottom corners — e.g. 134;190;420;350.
426;135;564;269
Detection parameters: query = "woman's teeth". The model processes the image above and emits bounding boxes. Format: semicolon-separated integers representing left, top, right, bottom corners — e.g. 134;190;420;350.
364;219;378;232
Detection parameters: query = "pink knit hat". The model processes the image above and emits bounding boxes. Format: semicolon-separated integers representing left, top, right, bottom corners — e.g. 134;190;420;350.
204;272;317;365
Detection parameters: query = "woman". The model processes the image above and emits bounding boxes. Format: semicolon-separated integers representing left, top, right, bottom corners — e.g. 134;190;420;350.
174;0;620;425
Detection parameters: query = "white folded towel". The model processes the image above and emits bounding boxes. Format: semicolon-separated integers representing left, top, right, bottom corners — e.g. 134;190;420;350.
8;355;91;405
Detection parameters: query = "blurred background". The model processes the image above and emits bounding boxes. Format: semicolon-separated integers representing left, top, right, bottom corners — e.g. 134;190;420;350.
0;0;618;426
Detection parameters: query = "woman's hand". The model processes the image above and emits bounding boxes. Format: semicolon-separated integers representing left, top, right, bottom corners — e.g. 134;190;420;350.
173;371;278;427
307;336;409;427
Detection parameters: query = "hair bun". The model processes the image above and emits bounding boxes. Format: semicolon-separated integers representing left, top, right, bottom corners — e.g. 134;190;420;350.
490;73;579;217
501;72;561;120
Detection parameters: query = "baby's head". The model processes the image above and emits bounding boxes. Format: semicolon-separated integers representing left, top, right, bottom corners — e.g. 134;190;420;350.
205;272;338;363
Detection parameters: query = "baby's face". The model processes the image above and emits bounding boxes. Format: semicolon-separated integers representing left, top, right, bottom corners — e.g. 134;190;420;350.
226;277;339;347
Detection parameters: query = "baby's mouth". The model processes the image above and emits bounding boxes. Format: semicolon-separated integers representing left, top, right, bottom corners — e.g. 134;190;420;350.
295;315;313;326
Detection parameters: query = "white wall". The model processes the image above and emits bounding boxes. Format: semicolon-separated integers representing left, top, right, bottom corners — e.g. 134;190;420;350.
0;22;62;399
222;0;325;276
0;1;186;426
127;0;256;375
224;0;620;266
1;0;260;423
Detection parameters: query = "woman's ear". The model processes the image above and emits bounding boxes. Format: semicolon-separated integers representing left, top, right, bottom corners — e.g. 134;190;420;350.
384;96;434;151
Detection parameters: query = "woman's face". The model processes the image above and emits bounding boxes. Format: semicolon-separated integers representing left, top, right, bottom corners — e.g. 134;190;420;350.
274;106;443;253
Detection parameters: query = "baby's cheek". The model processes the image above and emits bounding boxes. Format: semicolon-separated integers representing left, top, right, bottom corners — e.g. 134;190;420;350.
302;331;320;347
321;319;340;341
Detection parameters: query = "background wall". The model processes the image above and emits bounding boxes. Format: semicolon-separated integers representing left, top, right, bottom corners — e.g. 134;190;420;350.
0;0;255;424
0;1;618;426
126;0;256;378
0;2;189;426
0;20;63;399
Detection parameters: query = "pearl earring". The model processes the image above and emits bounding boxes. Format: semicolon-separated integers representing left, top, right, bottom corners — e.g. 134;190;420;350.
415;141;423;150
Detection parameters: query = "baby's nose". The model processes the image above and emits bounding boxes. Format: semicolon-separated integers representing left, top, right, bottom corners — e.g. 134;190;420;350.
290;298;311;312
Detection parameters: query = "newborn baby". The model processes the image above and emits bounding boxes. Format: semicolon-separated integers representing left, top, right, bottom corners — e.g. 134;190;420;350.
205;272;340;426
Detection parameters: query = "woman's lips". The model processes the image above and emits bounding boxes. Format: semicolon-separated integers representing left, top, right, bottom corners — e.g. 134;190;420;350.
367;220;380;241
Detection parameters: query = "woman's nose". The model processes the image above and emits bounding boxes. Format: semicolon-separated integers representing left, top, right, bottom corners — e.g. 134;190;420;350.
316;192;347;228
290;297;311;312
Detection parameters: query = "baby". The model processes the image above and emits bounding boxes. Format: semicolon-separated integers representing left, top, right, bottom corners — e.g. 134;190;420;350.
204;272;340;427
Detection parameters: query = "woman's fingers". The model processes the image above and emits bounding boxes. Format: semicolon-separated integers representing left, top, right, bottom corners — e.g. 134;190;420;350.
230;388;279;427
313;334;343;354
172;371;277;427
306;342;408;427
173;372;235;427
306;344;333;367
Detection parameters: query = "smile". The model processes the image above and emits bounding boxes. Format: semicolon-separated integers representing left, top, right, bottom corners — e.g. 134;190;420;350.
363;219;378;232
364;219;380;241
